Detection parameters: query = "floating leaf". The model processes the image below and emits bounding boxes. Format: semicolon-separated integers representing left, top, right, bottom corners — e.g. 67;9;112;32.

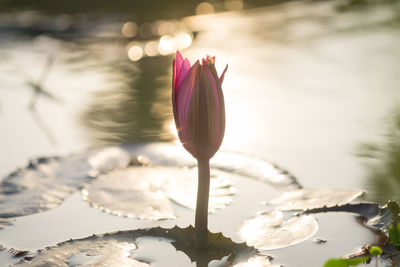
301;202;393;233
8;248;30;258
268;189;363;211
323;256;370;267
296;201;400;266
212;152;301;190
166;168;234;213
88;147;131;176
83;166;234;219
365;202;396;232
0;154;93;218
239;211;318;250
12;234;147;267
13;226;264;267
124;143;301;190
1;143;296;222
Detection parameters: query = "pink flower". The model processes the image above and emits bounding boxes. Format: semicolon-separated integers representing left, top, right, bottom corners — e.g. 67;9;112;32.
172;51;227;160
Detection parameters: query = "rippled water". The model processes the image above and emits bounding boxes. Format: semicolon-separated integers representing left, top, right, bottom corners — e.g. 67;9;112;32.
1;0;400;266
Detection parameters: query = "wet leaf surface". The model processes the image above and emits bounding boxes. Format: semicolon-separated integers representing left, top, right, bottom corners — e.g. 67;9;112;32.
12;226;264;267
165;168;235;213
83;166;234;219
12;235;147;267
122;143;301;190
0;143;295;221
238;211;318;250
211;152;301;190
268;189;364;211
88;147;132;176
0;154;93;218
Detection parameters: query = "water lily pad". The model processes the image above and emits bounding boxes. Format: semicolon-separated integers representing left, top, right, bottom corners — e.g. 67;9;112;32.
300;202;387;232
212;152;301;190
88;147;131;176
82;166;234;219
268;189;363;211
0;143;297;222
166;168;235;213
13;226;263;267
12;234;147;267
239;211;318;250
0;154;93;218
127;143;301;190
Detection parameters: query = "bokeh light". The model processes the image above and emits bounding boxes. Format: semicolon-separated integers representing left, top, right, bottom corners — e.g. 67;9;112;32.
156;20;173;36
122;21;138;38
195;2;215;15
174;32;192;50
158;32;192;55
158;35;175;55
127;44;143;61
144;41;159;57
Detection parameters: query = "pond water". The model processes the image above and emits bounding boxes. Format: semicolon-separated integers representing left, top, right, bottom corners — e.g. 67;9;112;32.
1;0;400;266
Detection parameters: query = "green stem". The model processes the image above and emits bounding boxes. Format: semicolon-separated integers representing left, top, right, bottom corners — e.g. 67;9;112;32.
195;158;210;250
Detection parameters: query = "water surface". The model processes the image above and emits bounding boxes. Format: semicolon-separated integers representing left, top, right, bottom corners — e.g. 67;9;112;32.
1;0;400;266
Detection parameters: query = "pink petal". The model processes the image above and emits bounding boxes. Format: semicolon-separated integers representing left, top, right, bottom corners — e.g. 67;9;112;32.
174;51;183;93
175;51;183;75
176;61;200;145
177;58;191;89
172;59;176;89
219;65;228;84
175;51;192;94
202;63;221;145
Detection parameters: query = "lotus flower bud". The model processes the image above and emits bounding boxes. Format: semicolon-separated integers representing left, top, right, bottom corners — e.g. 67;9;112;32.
172;51;227;160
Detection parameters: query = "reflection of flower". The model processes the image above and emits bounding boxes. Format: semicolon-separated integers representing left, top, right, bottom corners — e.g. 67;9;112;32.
172;51;228;160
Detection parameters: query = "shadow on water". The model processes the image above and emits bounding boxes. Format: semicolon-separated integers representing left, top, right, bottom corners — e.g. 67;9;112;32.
81;55;174;145
359;108;400;204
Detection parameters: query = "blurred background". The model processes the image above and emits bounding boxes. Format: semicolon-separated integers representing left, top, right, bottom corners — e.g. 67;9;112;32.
1;0;400;203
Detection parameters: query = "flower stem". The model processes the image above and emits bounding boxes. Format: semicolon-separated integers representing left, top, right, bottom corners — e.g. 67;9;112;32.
195;158;210;250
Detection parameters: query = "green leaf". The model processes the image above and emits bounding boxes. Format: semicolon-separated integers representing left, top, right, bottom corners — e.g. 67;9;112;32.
324;256;370;267
344;256;370;265
324;258;347;267
368;246;382;256
388;223;400;245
